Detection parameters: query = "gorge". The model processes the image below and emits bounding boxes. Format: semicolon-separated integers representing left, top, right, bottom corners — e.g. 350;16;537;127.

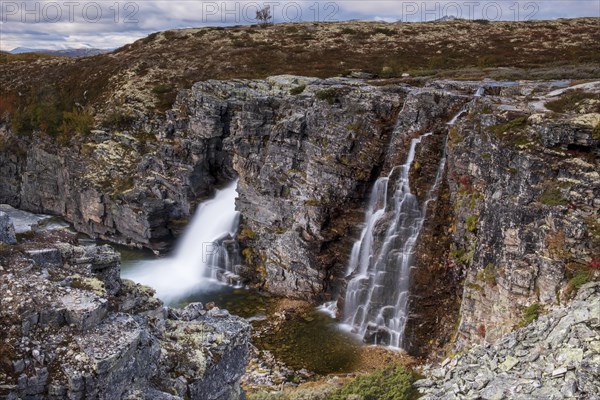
1;18;599;400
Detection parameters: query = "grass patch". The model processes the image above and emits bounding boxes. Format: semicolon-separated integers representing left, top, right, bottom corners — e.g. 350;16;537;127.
545;90;600;113
519;303;541;327
289;84;306;95
329;364;420;400
538;187;567;206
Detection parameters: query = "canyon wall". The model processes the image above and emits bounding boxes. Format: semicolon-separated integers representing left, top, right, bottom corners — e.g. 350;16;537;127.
0;77;598;356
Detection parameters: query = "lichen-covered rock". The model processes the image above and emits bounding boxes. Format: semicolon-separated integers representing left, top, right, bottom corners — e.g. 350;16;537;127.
443;82;600;349
0;231;250;399
416;282;600;399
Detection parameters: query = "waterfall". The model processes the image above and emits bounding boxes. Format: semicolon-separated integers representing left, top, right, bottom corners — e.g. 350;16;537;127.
342;133;433;347
122;180;241;302
342;99;470;348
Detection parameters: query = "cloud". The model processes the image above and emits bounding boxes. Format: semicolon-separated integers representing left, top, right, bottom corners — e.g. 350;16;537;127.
0;0;598;50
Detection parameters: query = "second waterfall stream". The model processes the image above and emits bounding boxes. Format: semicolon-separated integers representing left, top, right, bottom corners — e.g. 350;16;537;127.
341;102;469;348
122;180;240;303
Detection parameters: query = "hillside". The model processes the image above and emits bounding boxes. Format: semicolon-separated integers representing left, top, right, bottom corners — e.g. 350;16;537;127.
0;18;598;133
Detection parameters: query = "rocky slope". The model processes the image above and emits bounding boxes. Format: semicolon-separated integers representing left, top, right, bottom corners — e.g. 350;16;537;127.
416;281;600;399
0;216;250;399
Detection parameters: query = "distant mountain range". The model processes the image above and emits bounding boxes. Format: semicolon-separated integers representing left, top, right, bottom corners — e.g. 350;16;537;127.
9;47;112;57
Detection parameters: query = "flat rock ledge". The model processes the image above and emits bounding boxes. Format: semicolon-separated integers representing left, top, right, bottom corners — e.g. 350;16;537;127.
0;229;250;400
415;282;600;400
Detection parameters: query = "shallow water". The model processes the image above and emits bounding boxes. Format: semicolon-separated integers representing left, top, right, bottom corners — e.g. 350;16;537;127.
120;248;362;374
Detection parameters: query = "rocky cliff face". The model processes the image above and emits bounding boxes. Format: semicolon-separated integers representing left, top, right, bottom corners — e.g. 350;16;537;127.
0;222;250;399
0;77;598;357
169;77;466;299
444;82;599;351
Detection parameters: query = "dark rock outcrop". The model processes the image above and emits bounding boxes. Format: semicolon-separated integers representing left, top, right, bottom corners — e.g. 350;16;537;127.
0;211;16;244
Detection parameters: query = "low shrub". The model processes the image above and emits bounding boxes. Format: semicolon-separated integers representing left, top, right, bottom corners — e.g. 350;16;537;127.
315;88;338;105
289;85;306;95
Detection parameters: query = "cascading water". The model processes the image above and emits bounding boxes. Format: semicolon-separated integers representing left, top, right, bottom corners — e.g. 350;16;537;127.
342;134;433;347
342;95;474;348
122;180;241;303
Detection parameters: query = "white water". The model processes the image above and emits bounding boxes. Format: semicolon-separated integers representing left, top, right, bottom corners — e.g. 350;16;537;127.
122;180;240;303
342;99;470;348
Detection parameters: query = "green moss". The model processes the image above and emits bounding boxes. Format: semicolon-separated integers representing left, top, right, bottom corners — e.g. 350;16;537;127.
15;230;35;241
111;176;134;197
467;282;484;292
242;247;254;264
592;122;600;140
451;241;477;266
447;126;463;148
477;263;496;286
538;187;567;206
519;303;541;327
566;271;592;296
315;88;338;105
466;215;479;233
450;248;465;261
151;84;173;94
289;84;306;95
71;274;107;297
329;364;420;400
239;227;257;240
488;116;528;135
304;199;321;207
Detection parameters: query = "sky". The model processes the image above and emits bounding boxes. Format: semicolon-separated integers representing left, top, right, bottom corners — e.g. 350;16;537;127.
0;0;599;51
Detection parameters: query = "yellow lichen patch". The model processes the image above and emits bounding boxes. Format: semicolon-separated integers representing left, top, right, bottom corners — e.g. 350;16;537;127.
570;113;600;128
71;273;107;297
